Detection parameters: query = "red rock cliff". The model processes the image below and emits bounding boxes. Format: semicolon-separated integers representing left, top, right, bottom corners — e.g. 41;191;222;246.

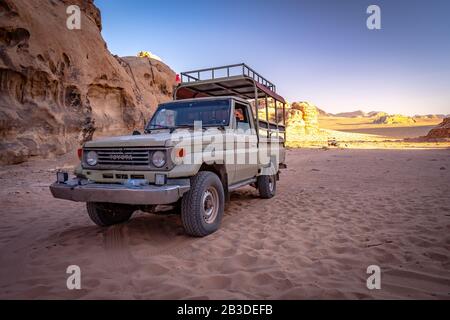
0;0;175;164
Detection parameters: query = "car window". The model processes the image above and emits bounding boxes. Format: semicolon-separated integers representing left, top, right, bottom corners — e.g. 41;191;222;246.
235;103;251;131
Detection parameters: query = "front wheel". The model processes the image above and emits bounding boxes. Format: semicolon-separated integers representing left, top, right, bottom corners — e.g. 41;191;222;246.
86;202;134;226
257;174;276;199
181;171;225;237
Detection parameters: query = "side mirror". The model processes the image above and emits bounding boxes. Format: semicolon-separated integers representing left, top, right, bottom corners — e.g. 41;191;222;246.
132;130;141;135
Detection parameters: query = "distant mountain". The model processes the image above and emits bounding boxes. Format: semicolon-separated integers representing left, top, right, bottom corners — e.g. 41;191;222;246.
310;107;447;120
413;114;446;120
316;107;329;116
332;110;366;118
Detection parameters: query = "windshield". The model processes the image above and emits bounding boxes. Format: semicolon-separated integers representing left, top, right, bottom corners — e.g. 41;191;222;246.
146;99;231;130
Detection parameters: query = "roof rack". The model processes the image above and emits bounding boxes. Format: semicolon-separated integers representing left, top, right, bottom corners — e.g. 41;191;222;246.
180;63;276;92
175;63;285;103
174;63;286;142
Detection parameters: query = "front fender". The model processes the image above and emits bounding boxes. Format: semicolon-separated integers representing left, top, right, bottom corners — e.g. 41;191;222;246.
167;163;202;178
74;163;83;176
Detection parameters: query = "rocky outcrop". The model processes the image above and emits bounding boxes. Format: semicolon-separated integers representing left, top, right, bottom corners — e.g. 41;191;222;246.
287;102;319;135
368;111;387;118
137;51;163;62
0;0;175;164
372;114;416;125
426;117;450;139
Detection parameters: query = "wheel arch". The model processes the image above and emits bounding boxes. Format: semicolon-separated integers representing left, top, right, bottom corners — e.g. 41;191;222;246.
198;163;229;201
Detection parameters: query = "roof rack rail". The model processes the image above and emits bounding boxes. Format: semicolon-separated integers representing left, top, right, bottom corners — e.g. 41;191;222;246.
180;63;276;93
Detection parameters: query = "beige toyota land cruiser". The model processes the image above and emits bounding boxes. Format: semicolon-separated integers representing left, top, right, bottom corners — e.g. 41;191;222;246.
50;64;287;237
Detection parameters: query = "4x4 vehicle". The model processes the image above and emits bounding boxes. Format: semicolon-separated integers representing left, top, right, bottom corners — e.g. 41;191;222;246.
50;64;287;237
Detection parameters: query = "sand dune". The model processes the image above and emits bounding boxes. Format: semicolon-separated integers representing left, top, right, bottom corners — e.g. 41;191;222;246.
0;148;449;299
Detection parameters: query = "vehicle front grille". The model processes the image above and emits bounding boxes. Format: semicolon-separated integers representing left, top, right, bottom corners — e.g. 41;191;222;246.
93;148;151;166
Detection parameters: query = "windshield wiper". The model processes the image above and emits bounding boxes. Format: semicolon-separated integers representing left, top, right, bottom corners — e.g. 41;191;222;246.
144;124;173;133
168;125;195;133
145;124;226;134
169;125;226;133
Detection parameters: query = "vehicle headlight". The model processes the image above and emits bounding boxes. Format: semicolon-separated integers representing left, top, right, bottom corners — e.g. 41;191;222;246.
86;151;98;166
152;150;166;168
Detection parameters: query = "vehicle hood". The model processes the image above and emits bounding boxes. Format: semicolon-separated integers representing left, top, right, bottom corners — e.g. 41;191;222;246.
84;132;173;148
84;128;232;148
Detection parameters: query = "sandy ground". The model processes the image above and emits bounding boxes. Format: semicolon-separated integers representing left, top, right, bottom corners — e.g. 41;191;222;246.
0;148;449;299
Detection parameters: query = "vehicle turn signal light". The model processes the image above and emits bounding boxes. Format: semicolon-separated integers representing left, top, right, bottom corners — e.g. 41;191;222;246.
177;148;185;158
77;148;83;160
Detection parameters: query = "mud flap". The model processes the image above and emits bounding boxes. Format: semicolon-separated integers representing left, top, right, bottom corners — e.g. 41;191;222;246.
259;155;278;176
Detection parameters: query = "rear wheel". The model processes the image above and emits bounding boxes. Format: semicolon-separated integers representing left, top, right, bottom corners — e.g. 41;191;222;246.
257;174;276;199
181;171;225;237
86;202;134;226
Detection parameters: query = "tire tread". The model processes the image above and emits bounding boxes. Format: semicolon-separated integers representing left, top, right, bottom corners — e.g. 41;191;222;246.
181;171;224;237
257;175;276;199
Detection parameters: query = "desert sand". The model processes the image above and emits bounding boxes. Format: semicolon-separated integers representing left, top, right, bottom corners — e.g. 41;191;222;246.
0;148;449;299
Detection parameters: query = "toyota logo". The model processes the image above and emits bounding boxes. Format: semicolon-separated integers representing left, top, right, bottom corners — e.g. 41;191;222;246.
109;153;133;161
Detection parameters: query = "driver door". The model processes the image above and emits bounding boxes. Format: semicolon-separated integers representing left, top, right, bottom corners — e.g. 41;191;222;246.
233;102;258;183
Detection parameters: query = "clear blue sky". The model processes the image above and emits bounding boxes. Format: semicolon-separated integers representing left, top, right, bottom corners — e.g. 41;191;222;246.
95;0;450;115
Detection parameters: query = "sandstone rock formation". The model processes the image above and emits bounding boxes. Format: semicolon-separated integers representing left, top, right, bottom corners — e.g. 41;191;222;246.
372;114;416;125
426;117;450;139
288;102;319;135
137;51;163;62
368;111;387;118
0;0;175;164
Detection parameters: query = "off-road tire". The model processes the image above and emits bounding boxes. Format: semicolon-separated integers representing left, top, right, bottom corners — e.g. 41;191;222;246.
181;171;225;237
86;202;134;227
257;174;276;199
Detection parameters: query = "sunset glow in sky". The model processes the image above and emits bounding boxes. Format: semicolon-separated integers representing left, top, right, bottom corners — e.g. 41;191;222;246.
96;0;450;115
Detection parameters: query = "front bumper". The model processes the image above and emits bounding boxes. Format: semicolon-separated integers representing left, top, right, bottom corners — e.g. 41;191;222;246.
49;178;190;205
